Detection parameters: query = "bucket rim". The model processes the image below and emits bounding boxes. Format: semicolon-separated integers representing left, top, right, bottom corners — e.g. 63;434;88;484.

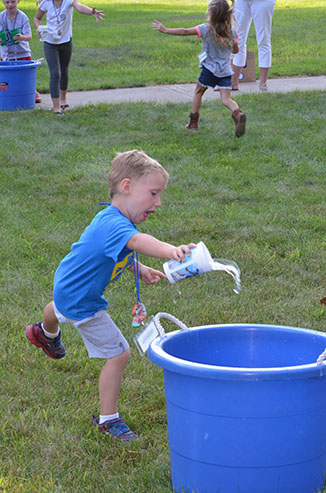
148;323;326;381
0;60;41;68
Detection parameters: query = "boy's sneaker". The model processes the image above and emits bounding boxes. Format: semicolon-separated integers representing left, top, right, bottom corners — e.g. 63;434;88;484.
26;322;66;359
35;91;41;103
92;415;138;442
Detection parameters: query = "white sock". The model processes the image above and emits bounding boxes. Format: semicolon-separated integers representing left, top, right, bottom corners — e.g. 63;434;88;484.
41;323;60;339
99;413;119;424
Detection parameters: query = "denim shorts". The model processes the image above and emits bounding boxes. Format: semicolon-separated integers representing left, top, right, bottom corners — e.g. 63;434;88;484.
198;66;232;89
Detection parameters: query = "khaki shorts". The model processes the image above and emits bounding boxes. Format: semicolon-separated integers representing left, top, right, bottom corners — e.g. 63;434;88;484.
53;302;129;359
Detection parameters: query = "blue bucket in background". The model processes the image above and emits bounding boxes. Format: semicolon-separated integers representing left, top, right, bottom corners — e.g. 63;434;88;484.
148;324;326;493
0;60;41;111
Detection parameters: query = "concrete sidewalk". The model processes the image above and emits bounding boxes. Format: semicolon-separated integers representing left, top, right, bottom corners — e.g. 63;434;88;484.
37;75;326;110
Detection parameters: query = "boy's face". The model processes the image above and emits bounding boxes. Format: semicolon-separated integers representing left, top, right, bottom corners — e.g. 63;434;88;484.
3;0;19;13
123;172;167;224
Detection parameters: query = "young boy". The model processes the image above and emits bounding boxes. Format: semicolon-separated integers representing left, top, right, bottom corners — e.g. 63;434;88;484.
26;149;196;442
0;0;41;103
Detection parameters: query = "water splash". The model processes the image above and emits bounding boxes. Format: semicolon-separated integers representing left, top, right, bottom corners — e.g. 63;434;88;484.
173;287;182;304
210;258;241;294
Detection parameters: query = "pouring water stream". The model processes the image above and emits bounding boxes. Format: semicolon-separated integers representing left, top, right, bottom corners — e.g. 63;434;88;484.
210;258;241;294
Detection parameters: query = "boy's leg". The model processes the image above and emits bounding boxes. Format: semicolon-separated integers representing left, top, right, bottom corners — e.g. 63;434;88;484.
35;91;41;103
99;349;131;414
43;301;60;333
78;311;138;442
26;301;66;359
220;89;246;138
94;349;138;442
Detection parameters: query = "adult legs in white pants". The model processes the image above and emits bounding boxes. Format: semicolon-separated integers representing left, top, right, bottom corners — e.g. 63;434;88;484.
232;0;276;91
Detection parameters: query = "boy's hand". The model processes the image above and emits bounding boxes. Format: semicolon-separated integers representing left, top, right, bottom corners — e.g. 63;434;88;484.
171;243;197;262
152;19;166;33
140;265;167;284
13;33;23;41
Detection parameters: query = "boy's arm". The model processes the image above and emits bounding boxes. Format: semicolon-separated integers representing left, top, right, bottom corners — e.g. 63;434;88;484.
152;19;197;36
71;0;104;20
126;232;196;262
127;254;166;285
14;16;32;42
13;33;32;42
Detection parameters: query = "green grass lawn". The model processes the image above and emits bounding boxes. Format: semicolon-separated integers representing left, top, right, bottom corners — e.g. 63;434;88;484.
11;0;326;91
1;89;326;491
1;1;326;490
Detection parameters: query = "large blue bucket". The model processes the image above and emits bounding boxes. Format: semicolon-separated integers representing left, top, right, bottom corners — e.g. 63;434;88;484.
148;323;326;493
0;60;41;111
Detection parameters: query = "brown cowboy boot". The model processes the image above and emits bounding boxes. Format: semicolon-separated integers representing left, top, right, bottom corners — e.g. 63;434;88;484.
186;112;199;130
232;109;246;137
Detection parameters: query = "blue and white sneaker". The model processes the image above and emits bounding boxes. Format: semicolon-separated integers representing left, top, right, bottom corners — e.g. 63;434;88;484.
92;415;138;442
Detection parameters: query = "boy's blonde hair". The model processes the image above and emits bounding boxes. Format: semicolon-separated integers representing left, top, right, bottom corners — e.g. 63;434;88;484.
108;149;169;197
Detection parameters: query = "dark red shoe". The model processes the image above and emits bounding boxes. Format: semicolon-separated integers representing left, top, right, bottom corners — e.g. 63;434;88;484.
232;109;246;138
26;322;65;359
35;91;41;103
186;112;199;130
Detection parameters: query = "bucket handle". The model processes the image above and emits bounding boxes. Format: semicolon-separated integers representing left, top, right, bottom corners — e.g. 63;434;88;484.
154;312;189;335
133;312;189;356
317;348;326;365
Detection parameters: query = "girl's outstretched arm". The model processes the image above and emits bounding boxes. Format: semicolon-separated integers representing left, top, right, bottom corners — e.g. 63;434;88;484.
152;19;197;36
72;0;104;20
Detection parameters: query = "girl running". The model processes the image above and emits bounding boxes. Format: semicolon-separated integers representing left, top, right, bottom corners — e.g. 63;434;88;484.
153;0;246;137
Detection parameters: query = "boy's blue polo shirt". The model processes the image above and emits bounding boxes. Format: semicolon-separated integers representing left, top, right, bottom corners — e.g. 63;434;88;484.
53;205;138;320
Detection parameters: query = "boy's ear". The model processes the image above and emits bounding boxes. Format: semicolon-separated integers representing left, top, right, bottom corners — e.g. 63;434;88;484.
119;177;132;194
